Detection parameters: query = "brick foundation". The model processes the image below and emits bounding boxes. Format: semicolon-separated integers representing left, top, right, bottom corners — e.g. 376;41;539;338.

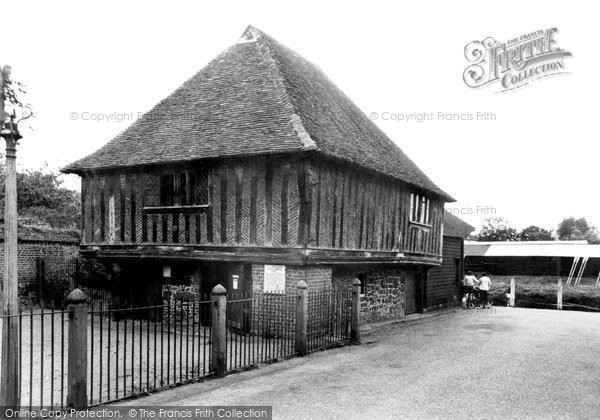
251;264;332;293
249;264;331;337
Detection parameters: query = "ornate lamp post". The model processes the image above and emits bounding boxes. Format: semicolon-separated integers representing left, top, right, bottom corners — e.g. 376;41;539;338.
0;66;21;409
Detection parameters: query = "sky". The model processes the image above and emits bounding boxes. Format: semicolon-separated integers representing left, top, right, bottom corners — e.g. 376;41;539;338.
1;0;597;233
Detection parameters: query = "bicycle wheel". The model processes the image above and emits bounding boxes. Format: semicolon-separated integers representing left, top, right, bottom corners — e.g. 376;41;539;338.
467;297;476;309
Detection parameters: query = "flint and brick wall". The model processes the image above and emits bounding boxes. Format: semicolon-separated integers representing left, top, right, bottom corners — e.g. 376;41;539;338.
333;267;408;321
250;264;409;332
161;282;201;323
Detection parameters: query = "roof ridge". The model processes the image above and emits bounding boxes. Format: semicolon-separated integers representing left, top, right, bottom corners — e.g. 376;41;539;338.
240;26;317;151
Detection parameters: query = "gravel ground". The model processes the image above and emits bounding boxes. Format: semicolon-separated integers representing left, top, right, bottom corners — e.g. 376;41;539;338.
120;307;600;419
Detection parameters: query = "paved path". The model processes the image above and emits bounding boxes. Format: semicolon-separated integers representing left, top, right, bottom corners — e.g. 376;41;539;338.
120;307;600;419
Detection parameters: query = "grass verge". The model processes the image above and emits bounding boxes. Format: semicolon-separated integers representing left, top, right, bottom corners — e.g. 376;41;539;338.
488;275;600;311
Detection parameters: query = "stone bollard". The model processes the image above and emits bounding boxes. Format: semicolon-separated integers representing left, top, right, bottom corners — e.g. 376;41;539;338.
210;284;227;377
351;278;361;344
295;280;308;356
67;288;88;409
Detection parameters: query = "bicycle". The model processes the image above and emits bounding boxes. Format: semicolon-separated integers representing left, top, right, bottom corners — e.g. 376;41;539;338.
465;287;494;309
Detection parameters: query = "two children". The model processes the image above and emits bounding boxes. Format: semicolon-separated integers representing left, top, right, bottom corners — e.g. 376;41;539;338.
462;271;492;307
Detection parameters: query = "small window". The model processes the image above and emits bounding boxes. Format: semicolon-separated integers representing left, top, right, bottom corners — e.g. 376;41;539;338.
179;172;188;206
154;169;209;208
191;169;209;205
160;174;175;206
357;273;366;296
188;172;196;205
410;193;430;225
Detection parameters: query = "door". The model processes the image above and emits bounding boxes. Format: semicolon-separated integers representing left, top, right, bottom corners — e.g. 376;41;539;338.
226;263;252;333
454;258;462;301
405;276;417;314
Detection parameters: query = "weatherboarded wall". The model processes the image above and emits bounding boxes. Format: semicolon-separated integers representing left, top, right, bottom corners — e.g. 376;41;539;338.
426;236;463;308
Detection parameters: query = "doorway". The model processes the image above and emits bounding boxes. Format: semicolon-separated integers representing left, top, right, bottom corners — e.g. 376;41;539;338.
405;275;416;314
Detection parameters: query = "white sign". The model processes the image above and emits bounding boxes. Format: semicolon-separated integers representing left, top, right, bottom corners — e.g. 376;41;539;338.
264;265;286;294
232;274;239;290
162;265;171;278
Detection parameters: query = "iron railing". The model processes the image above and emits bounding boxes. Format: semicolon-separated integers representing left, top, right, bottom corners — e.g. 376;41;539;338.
307;289;352;350
0;308;69;411
87;300;213;406
0;286;354;409
225;291;296;372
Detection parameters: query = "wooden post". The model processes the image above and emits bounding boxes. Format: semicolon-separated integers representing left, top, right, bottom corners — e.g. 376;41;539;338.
210;284;227;377
351;278;361;344
67;289;88;408
0;64;21;410
557;278;563;310
0;304;19;409
295;280;308;356
509;278;515;307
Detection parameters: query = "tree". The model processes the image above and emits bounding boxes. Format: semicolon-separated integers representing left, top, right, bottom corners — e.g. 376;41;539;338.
517;225;554;241
0;158;80;229
584;227;600;244
557;217;599;243
475;217;518;241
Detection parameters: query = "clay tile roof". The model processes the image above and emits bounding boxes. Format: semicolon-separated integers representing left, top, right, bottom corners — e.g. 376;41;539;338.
63;26;453;202
443;212;475;238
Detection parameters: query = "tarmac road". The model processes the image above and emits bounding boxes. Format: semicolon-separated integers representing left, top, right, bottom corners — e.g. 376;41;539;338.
120;307;600;419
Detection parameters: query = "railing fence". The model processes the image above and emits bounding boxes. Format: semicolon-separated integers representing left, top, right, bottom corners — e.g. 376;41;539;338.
87;300;213;406
0;308;69;411
0;279;361;410
225;291;297;372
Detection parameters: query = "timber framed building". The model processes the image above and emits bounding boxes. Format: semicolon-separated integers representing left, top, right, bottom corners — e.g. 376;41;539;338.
63;26;455;319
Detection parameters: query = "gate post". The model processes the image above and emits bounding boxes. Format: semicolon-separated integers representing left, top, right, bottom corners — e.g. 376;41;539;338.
351;278;361;344
295;280;308;356
509;278;515;307
557;278;563;310
210;284;227;377
67;288;88;409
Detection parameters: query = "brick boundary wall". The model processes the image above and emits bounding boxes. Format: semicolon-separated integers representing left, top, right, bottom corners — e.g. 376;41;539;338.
0;242;79;295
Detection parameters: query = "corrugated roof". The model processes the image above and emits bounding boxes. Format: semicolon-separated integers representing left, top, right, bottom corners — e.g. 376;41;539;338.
464;240;600;258
443;213;475;238
62;26;453;202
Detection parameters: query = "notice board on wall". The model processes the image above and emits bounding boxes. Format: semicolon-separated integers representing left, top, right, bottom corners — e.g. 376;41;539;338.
264;265;286;294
